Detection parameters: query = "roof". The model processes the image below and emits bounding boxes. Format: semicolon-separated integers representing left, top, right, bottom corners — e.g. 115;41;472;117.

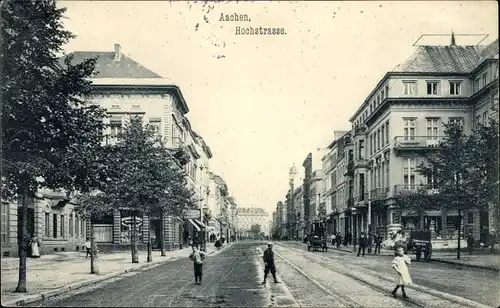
59;52;162;78
477;38;499;64
393;45;485;73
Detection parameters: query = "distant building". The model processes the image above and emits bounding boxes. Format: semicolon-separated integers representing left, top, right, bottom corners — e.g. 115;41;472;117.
238;207;270;237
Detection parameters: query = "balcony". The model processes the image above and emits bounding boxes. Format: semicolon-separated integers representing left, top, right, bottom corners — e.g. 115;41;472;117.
354;158;369;169
344;161;354;177
370;187;389;201
354;192;368;204
394;184;439;197
393;136;445;151
347;197;354;208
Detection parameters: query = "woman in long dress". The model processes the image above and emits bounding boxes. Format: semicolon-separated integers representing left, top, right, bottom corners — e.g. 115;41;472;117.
30;234;40;258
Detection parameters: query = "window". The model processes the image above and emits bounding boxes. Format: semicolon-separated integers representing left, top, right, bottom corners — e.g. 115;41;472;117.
475;115;481;125
482;111;488;124
474;78;480;92
449;117;464;126
426;118;439;140
385;85;389;97
1;202;9;243
69;214;73;236
426;81;439;95
331;171;336;187
149;118;162;139
403;118;416;141
377;128;381;151
381;125;385;146
449;81;461;95
109;117;123;142
45;213;50;238
53;214;58;238
403;81;416;96
467;213;473;224
370;103;373;113
81;218;85;237
60;215;65;238
403;158;416;189
358;140;365;159
386;121;389;144
75;216;79;236
130;114;144;124
482;72;488;87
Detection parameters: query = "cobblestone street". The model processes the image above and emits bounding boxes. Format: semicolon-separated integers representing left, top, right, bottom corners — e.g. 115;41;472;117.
2;242;493;307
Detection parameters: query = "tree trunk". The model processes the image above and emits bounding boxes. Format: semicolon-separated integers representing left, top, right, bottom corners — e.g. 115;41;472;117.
160;211;166;256
147;212;152;262
131;213;138;263
15;192;28;293
419;211;425;230
90;221;99;274
457;209;461;260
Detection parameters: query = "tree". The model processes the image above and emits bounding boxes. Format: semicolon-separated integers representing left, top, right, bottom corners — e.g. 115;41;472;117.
250;224;261;237
96;120;196;263
404;120;498;259
1;0;106;292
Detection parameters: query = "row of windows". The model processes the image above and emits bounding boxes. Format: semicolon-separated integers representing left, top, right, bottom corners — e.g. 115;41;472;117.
369;120;390;156
403;80;463;96
44;213;86;239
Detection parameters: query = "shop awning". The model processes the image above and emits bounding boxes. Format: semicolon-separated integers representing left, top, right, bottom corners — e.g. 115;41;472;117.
188;219;201;232
193;219;206;228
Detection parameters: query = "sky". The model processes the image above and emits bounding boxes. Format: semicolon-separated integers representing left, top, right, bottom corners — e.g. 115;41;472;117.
58;0;498;216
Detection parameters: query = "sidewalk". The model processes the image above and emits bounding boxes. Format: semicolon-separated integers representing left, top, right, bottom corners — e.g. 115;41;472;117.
281;241;499;271
329;242;500;270
1;242;232;307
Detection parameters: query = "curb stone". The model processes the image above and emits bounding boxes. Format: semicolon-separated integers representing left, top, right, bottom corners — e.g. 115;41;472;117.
2;243;236;307
2;255;176;307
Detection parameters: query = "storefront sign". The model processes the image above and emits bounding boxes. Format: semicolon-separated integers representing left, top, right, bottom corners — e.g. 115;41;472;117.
121;216;143;227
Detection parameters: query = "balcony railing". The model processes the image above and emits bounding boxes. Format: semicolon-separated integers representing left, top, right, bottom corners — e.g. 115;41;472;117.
344;161;354;177
393;136;446;150
370;187;389;200
394;184;439;196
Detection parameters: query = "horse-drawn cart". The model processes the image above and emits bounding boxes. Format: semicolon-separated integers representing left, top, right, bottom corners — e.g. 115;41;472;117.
406;230;432;261
307;234;328;252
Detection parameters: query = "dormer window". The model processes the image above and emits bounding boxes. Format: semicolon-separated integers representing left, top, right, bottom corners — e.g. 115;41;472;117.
426;81;439;95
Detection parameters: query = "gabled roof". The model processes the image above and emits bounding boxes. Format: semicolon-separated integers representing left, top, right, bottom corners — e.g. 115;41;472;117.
477;38;499;63
59;51;162;78
393;45;485;73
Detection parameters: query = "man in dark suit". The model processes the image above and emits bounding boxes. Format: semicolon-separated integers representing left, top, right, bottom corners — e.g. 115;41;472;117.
262;242;279;284
357;232;367;257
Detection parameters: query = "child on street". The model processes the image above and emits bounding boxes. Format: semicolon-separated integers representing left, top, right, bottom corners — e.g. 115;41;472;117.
391;246;412;299
189;246;206;285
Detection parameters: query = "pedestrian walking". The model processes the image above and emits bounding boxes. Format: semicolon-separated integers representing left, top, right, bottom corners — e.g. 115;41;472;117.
262;242;279;284
488;229;497;253
189;246;206;285
467;231;474;255
214;237;222;250
331;233;336;245
85;238;91;258
336;232;342;248
391;246;412;299
357;232;367;257
29;234;41;258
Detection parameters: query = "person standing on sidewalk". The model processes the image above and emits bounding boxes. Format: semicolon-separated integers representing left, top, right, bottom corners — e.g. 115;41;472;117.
29;234;41;258
357;232;367;257
336;232;342;248
189;246;206;285
467;231;475;255
374;233;383;254
262;242;279;284
85;238;92;258
391;246;412;299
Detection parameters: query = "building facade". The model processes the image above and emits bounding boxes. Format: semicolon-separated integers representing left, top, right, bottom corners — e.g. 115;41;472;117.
345;37;499;242
237;207;270;237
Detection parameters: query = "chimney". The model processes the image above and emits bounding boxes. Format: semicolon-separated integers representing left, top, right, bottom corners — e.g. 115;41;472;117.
450;31;456;46
114;43;121;61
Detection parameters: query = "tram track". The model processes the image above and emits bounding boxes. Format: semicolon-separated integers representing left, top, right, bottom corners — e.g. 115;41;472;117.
276;243;489;308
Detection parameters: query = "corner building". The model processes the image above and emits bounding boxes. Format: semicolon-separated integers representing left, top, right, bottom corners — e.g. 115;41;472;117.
347;38;499;242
